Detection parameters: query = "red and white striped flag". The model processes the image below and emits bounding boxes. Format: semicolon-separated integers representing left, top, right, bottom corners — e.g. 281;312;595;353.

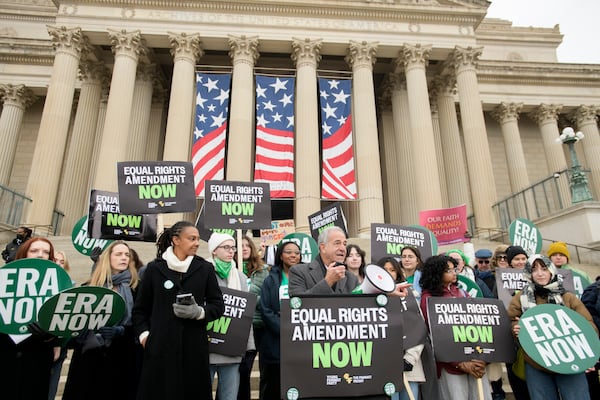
192;73;231;197
318;78;356;199
253;75;295;198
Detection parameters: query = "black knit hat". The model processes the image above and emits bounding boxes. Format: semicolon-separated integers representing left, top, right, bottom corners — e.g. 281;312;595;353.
506;245;528;265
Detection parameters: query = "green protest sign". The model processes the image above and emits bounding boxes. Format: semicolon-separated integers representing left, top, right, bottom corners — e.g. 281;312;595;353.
37;286;126;337
0;259;73;335
279;233;318;263
509;218;542;255
71;215;113;256
457;275;483;298
518;304;600;374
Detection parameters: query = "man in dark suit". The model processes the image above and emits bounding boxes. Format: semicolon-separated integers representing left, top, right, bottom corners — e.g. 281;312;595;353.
289;226;358;295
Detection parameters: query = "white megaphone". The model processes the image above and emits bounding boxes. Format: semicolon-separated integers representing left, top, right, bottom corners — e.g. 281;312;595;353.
357;264;396;294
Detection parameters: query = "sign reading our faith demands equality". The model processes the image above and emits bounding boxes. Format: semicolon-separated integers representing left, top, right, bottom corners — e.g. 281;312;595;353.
281;295;404;399
509;218;542;255
426;297;514;363
308;203;347;241
204;180;271;229
37;286;126;337
0;259;73;335
117;161;196;214
370;223;434;263
208;287;257;357
88;189;157;242
518;304;600;374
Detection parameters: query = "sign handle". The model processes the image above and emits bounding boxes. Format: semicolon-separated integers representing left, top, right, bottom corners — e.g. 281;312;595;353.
477;377;484;400
236;229;243;270
403;375;416;400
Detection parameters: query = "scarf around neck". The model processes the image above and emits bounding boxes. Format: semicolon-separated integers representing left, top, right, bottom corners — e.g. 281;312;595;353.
520;275;565;312
213;258;241;290
162;246;193;273
110;269;133;326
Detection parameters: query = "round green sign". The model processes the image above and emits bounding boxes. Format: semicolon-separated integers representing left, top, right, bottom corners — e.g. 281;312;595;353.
279;233;318;264
508;218;542;255
37;286;126;337
71;215;113;255
0;259;73;334
518;304;600;374
457;275;483;298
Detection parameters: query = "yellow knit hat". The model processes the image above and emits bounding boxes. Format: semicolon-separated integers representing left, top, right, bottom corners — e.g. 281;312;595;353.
547;241;570;261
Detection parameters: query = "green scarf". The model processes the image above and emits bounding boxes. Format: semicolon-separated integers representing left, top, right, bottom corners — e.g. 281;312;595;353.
214;258;233;280
242;261;248;275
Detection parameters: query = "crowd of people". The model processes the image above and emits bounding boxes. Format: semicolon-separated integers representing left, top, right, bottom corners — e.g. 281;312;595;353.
1;225;599;400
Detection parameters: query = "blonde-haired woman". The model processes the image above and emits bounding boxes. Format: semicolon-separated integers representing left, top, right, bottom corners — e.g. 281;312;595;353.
63;241;140;400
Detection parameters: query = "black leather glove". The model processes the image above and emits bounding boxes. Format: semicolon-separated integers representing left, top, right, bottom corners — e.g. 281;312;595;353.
98;326;125;342
90;246;103;262
403;360;414;372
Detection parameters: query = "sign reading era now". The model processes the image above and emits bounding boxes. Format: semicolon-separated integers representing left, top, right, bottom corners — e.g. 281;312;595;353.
37;286;126;337
0;259;73;335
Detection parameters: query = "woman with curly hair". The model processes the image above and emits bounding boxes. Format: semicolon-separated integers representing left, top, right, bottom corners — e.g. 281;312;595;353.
420;255;492;400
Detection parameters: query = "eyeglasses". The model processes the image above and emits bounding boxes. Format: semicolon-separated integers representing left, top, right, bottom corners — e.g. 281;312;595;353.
217;245;236;252
283;250;301;255
496;255;507;260
477;259;490;264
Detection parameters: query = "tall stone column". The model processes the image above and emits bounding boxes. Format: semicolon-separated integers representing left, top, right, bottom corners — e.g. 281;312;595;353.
127;63;155;160
0;84;36;185
346;40;385;236
430;101;448;207
56;60;106;233
492;103;529;191
25;26;84;229
163;33;202;162
450;46;497;229
291;38;322;233
397;44;443;212
93;29;146;191
389;73;418;224
377;84;400;223
574;105;600;199
146;89;167;161
433;75;470;211
226;35;259;181
88;88;109;193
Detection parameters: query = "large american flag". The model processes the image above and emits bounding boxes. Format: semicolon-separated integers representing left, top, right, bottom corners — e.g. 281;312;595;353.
318;78;357;199
192;73;231;197
253;75;295;198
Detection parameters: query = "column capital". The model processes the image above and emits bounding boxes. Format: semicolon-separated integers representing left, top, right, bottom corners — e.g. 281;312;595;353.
152;88;168;105
431;74;456;98
396;43;432;69
228;35;259;66
0;84;37;109
492;102;523;124
387;72;406;92
108;29;146;61
572;104;600;128
291;38;322;68
79;60;108;85
346;40;378;70
47;25;84;58
136;63;157;83
529;103;563;125
168;32;203;63
449;45;483;70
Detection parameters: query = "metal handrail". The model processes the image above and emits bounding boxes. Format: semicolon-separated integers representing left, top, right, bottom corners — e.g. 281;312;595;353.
0;184;32;227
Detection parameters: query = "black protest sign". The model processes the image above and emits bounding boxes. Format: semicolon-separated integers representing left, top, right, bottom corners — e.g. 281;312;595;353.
399;291;428;349
88;189;157;242
204;180;271;229
194;204;236;242
208;287;256;357
117;161;196;214
555;269;575;294
308;203;347;241
496;268;528;308
0;259;73;335
370;223;433;263
37;286;126;337
281;295;404;398
518;304;600;374
426;297;514;363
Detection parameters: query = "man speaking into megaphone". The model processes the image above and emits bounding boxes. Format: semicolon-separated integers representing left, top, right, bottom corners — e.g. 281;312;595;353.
289;226;410;297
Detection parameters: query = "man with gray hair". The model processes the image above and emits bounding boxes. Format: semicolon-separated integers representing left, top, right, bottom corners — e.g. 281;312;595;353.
289;226;358;295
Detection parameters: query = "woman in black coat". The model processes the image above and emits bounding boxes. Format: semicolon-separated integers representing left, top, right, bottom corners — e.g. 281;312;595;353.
133;221;225;400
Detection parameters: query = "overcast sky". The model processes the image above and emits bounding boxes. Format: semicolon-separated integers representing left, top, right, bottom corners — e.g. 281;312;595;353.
485;0;600;64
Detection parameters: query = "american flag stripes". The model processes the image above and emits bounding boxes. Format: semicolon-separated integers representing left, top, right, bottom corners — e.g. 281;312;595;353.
253;75;295;198
192;73;231;197
318;78;357;200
